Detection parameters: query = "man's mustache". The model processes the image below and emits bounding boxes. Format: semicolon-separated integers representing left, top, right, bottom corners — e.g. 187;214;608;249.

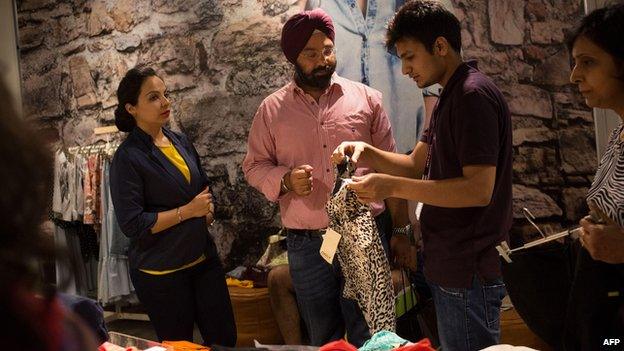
312;66;332;74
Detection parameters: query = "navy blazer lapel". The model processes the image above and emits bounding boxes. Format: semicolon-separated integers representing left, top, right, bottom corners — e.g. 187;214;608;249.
132;127;194;198
151;147;194;197
164;129;202;191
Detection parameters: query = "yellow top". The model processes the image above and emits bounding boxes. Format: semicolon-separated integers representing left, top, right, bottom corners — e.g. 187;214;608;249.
140;143;199;275
140;254;206;275
159;144;191;183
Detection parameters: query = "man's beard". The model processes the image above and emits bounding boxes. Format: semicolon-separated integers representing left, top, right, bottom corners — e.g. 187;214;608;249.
294;62;336;89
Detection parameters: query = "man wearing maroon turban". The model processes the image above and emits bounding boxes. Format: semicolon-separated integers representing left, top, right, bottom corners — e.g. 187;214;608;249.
243;8;407;346
280;8;338;91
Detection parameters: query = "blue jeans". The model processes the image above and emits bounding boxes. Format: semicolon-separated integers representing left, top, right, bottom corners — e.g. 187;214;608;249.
287;232;370;347
428;275;506;351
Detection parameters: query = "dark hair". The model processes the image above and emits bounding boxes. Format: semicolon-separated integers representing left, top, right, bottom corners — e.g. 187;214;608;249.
0;78;55;349
114;66;159;132
386;0;461;54
566;2;624;66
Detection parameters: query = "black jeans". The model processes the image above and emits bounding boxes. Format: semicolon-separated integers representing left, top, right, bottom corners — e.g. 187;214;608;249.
130;255;236;346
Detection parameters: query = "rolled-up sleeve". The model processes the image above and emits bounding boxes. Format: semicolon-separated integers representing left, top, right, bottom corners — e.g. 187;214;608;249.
110;148;158;238
242;102;289;202
369;90;397;153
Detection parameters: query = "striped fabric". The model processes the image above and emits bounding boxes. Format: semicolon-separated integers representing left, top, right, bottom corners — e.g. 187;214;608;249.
587;123;624;228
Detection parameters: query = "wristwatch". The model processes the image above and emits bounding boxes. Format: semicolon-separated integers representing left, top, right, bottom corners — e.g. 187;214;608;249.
392;224;415;244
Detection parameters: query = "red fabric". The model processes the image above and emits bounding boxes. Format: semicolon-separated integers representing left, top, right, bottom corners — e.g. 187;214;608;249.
319;340;358;351
281;8;335;64
393;338;435;351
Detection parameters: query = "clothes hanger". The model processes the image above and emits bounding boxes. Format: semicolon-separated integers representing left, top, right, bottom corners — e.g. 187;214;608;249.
496;207;597;263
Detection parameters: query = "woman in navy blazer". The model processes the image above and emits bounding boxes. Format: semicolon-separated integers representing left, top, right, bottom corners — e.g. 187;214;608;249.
110;66;236;345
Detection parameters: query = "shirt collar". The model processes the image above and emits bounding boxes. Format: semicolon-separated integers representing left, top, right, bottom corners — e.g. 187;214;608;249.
131;126;176;149
438;60;478;101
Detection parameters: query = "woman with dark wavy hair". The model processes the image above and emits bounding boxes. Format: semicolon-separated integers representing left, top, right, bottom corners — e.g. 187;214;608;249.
110;66;236;345
565;2;624;349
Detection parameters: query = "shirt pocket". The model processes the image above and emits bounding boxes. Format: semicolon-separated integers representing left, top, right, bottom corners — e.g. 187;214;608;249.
335;112;371;143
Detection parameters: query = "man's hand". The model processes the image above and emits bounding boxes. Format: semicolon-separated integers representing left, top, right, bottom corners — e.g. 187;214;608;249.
285;165;314;196
390;234;417;271
579;215;624;264
347;173;394;203
331;141;370;165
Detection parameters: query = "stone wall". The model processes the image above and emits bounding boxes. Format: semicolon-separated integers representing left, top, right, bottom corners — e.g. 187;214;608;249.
459;0;595;239
17;0;593;268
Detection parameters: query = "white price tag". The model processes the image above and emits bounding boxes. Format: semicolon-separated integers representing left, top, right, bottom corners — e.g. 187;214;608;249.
319;228;341;264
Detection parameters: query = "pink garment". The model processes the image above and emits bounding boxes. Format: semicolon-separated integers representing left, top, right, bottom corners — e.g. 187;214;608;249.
243;74;396;229
83;154;101;224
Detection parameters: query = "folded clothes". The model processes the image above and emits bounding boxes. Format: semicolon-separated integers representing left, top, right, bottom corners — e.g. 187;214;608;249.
320;339;357;351
162;340;211;350
225;276;254;288
359;331;408;351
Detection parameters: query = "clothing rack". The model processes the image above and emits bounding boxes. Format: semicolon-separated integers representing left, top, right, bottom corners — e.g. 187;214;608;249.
60;125;150;323
67;125;121;155
67;142;121;155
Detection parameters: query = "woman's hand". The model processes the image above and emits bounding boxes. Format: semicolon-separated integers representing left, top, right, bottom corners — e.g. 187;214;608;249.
182;187;213;219
579;206;624;264
206;202;215;226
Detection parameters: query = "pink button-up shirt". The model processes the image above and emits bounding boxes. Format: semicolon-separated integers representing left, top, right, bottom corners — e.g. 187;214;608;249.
242;74;397;229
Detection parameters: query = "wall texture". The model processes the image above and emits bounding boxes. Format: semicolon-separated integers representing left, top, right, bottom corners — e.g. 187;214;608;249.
17;0;594;268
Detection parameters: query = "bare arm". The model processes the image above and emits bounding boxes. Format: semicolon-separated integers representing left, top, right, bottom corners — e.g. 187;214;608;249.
332;141;428;179
150;187;214;234
388;165;496;207
385;197;410;228
423;95;437;130
349;165;496;208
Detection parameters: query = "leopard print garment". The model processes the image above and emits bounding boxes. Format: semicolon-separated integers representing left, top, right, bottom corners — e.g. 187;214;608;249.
325;164;396;334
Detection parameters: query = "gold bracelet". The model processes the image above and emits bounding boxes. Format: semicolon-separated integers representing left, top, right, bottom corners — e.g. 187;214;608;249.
176;207;183;223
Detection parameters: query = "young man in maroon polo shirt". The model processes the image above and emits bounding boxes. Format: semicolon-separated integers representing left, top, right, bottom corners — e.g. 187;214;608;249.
332;1;513;350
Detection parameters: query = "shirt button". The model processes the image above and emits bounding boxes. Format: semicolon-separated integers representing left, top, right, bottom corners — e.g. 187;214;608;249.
326;169;330;172
323;144;327;148
321;122;324;126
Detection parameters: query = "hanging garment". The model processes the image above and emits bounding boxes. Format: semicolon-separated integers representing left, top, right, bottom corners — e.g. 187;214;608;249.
84;153;102;224
53;150;74;221
326;161;395;335
74;153;87;220
98;158;135;305
54;220;91;297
